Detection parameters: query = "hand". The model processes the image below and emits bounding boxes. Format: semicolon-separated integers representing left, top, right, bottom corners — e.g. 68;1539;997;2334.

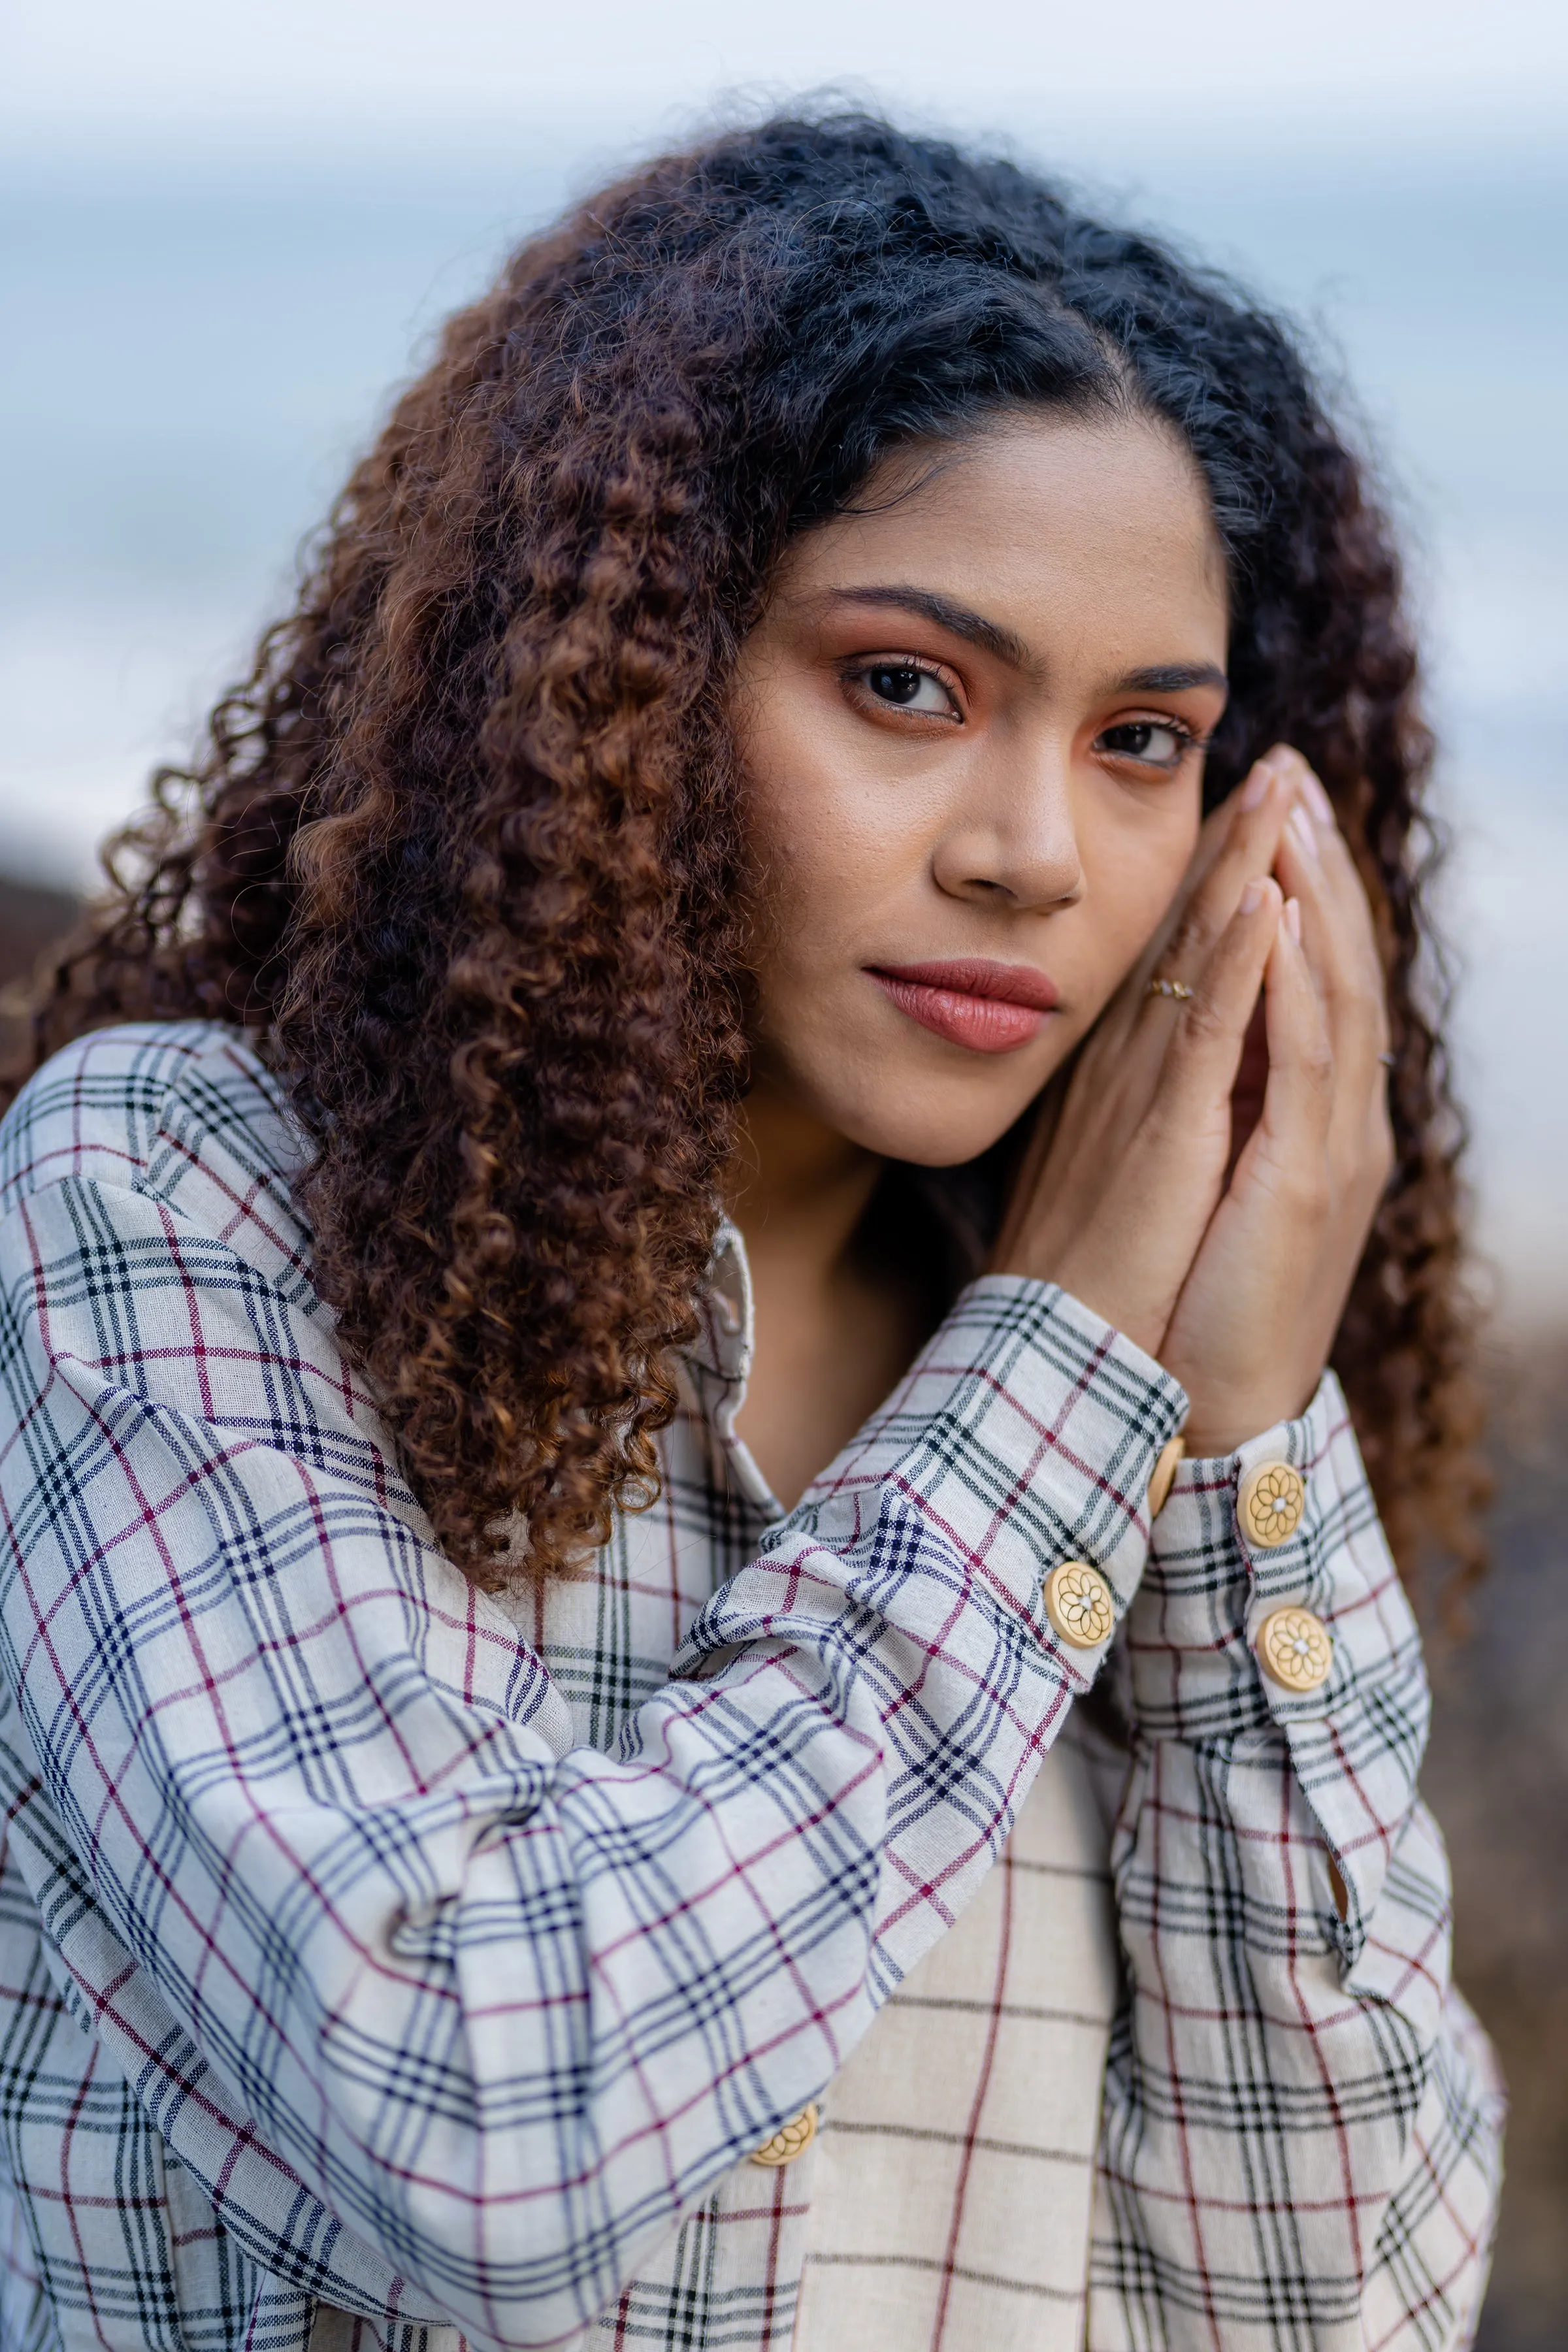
1158;749;1394;1452
992;745;1393;1453
992;758;1305;1357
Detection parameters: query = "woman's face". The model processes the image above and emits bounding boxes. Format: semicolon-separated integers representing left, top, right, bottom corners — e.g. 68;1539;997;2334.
731;409;1231;1166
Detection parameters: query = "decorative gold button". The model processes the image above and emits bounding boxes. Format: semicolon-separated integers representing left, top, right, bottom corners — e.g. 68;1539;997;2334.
1237;1460;1307;1548
1256;1606;1333;1693
1043;1561;1114;1650
1147;1436;1186;1519
749;2103;819;2167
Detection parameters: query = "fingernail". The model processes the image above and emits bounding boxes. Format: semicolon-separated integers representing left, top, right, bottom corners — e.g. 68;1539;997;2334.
1288;804;1321;864
1302;772;1335;825
1239;762;1275;810
1240;877;1266;913
1285;896;1302;941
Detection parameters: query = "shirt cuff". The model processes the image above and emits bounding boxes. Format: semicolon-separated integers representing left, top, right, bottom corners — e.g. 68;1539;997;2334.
1125;1369;1420;1729
1122;1371;1430;1954
791;1275;1190;1684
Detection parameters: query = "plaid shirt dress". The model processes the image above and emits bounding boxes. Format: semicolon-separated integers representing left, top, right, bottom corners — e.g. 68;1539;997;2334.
0;1024;1503;2351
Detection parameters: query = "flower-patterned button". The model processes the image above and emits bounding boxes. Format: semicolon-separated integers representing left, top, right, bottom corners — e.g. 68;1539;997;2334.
1044;1561;1115;1650
750;2103;819;2166
1237;1460;1307;1548
1147;1436;1186;1518
1256;1605;1333;1693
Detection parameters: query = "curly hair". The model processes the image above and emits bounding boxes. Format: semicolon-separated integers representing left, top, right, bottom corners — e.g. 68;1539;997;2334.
8;111;1484;1593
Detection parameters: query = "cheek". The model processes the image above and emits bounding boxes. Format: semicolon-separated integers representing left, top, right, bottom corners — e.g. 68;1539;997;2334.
740;704;925;962
1077;791;1201;978
752;782;880;902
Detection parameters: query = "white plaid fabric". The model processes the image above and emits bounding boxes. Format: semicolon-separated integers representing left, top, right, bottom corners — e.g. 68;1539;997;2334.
0;1023;1503;2352
1094;1387;1506;2349
793;1704;1129;2352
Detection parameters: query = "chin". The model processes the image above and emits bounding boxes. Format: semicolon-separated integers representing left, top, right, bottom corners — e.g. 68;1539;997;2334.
817;1062;1042;1170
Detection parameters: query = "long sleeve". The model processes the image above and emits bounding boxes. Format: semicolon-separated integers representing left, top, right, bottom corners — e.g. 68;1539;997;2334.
0;1026;1185;2352
1090;1373;1505;2351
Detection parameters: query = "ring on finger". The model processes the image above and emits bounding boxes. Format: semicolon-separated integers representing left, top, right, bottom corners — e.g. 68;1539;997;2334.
1147;977;1194;1001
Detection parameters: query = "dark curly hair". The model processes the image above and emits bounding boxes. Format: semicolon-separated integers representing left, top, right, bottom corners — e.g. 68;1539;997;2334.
8;111;1484;1592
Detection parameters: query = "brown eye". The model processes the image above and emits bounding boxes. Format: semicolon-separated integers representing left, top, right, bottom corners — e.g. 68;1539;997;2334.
856;663;956;716
1098;719;1188;766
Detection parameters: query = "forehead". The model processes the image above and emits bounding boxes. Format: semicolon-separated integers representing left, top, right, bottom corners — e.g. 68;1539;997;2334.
779;410;1230;648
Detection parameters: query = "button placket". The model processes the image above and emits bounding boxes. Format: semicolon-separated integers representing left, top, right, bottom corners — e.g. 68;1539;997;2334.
1235;1456;1332;1697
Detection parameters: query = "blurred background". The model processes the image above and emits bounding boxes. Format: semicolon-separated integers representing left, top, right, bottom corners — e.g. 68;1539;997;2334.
3;1;1565;2339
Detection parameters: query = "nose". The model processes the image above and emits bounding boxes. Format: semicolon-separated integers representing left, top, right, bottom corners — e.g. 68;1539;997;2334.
929;740;1085;912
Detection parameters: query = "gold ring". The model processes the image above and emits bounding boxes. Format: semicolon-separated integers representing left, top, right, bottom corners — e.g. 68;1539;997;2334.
1147;978;1193;1000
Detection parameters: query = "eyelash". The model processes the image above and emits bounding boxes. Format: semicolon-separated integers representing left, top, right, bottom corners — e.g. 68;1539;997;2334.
841;655;963;720
843;659;1206;773
1095;716;1202;772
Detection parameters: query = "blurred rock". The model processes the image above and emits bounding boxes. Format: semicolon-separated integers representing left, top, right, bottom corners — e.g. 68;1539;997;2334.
1426;1337;1568;2351
0;871;80;1063
0;872;78;986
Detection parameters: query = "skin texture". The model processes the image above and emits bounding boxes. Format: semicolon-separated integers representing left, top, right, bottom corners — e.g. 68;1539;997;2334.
728;414;1392;1501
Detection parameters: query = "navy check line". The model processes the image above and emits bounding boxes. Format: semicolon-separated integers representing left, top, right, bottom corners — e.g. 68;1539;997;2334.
1094;1381;1503;2347
0;1026;1503;2352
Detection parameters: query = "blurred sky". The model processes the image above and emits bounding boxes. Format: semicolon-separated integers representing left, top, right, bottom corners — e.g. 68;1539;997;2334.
3;0;1567;1316
8;0;1568;156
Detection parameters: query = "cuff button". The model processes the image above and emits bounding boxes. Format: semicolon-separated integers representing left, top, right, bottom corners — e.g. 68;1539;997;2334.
751;2103;819;2166
1256;1605;1333;1692
1148;1436;1186;1518
1238;1460;1306;1548
1044;1561;1115;1649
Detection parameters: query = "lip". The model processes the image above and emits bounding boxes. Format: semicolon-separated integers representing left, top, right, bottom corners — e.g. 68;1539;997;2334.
866;958;1060;1055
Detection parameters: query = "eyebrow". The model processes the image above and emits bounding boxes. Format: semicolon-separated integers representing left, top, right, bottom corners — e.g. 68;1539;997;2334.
823;588;1228;700
823;585;1034;672
1113;662;1230;697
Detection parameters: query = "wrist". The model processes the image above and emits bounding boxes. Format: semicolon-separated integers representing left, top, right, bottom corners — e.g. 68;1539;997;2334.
1166;1373;1324;1459
1003;1245;1172;1362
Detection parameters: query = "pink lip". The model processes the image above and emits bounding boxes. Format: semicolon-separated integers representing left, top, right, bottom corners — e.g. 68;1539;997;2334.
867;959;1060;1054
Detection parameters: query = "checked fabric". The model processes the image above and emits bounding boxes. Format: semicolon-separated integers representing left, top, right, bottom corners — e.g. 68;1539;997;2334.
0;1024;1503;2352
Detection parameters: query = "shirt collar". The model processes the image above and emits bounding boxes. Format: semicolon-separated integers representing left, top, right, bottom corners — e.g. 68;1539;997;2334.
683;1215;755;1386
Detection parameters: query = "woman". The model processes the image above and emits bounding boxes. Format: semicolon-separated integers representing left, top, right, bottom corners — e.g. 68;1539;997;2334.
0;113;1503;2352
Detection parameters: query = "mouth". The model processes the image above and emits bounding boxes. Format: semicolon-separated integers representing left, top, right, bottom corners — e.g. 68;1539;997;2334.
866;958;1060;1055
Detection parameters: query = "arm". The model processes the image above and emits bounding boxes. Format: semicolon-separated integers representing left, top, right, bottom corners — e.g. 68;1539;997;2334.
0;1141;1179;2350
988;749;1504;2347
1091;1376;1503;2349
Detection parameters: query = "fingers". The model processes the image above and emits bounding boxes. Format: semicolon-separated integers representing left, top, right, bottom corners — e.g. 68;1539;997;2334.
1119;751;1290;1005
1147;875;1284;1142
1266;753;1392;1185
1241;894;1334;1181
1122;766;1298;1072
994;749;1302;1305
1267;749;1388;1054
1019;880;1284;1350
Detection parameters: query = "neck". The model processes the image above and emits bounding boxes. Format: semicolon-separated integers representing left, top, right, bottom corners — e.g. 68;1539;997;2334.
723;1083;885;1299
719;1082;922;1511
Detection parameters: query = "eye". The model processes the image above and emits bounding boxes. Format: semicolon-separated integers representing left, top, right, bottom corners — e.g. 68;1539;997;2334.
1096;719;1192;770
852;661;960;718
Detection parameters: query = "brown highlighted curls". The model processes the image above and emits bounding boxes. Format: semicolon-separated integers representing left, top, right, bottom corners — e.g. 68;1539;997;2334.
6;114;1483;1597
